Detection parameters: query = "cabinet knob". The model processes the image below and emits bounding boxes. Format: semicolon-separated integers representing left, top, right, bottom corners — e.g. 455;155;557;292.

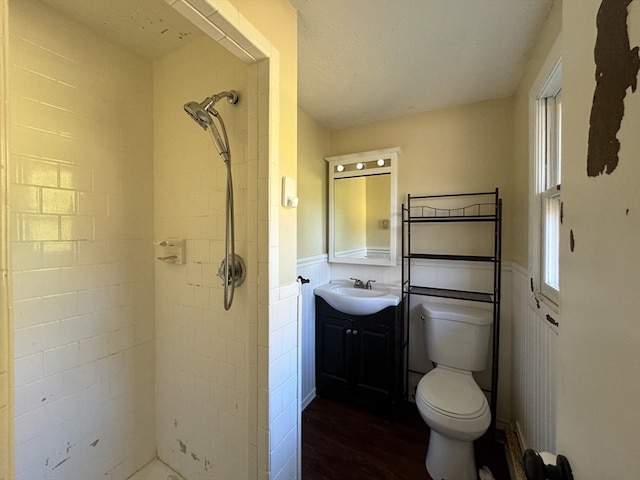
346;329;352;335
353;330;358;335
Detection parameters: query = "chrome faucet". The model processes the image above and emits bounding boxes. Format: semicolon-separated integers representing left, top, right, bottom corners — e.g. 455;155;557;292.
350;278;376;289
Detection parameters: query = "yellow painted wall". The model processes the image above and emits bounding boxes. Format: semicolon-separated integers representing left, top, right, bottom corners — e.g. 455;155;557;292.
512;0;562;268
557;1;639;477
229;0;298;284
297;107;329;259
330;97;515;260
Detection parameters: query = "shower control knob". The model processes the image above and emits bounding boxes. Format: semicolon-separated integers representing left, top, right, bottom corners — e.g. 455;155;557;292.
346;329;352;335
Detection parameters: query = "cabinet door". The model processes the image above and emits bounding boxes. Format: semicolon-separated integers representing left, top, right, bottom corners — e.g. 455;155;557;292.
351;323;394;399
316;316;352;394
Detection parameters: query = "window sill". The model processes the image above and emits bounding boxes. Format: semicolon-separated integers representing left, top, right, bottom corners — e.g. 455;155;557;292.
529;292;560;333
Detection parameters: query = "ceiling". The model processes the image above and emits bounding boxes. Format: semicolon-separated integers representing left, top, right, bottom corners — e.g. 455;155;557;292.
41;0;554;131
40;0;204;60
290;0;554;130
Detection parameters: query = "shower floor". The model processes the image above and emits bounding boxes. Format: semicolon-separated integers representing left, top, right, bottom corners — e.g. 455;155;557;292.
127;458;185;480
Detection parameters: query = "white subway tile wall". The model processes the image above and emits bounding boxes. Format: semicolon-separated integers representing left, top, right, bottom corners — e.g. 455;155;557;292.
7;1;293;479
153;34;256;480
0;0;11;477
268;282;299;480
9;1;155;478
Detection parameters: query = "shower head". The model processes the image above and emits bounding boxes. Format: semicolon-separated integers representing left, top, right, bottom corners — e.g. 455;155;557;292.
184;101;214;129
184;90;238;131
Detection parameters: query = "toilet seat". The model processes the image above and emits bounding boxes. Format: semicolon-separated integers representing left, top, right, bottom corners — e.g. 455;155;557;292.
417;366;488;419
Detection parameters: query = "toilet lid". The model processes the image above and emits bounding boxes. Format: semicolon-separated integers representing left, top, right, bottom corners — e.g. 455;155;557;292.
418;367;488;418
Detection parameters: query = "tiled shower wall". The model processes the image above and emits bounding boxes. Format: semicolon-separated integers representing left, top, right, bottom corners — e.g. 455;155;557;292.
1;2;11;478
8;1;156;478
152;35;254;480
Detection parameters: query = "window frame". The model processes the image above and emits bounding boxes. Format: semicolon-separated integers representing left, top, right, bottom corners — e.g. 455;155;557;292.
529;47;562;316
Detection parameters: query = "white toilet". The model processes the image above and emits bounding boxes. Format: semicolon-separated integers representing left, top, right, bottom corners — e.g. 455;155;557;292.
415;301;493;480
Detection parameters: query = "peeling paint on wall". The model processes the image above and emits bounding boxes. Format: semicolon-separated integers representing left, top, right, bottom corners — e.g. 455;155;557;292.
570;230;576;252
587;0;640;176
52;457;70;470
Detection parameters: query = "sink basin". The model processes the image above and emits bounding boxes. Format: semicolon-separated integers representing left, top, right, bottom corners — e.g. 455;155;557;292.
314;280;401;316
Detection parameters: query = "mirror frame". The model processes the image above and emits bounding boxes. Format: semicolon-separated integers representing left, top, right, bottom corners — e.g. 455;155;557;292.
325;147;400;266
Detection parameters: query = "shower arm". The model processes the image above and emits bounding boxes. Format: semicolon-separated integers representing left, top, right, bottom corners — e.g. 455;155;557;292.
204;91;238;109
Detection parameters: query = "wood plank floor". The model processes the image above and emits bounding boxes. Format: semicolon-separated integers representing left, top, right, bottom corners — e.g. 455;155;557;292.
302;396;511;480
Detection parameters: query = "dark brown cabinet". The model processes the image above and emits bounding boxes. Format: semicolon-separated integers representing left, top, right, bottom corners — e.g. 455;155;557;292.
315;296;405;418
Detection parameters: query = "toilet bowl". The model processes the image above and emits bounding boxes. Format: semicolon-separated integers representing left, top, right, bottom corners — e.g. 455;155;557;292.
417;301;493;480
416;367;490;480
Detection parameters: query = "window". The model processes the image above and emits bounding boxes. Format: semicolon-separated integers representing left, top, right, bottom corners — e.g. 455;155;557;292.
534;62;562;307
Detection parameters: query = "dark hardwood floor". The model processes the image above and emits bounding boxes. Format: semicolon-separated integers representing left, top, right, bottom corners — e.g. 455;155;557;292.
302;396;511;480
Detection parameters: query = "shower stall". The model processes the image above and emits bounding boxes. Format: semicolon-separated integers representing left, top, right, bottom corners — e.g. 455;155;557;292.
0;0;300;479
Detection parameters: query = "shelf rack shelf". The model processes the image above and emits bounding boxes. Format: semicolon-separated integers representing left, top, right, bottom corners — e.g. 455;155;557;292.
402;189;502;435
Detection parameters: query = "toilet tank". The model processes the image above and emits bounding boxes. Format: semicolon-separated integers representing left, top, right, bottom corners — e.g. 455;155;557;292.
421;301;493;371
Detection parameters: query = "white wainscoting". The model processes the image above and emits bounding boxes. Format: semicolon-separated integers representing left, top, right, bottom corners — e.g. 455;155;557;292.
297;255;331;410
511;264;557;452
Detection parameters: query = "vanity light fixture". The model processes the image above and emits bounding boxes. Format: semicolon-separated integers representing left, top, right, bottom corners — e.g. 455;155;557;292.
356;162;364;170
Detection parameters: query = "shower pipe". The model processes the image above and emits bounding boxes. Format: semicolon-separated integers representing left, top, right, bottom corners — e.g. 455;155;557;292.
184;90;246;310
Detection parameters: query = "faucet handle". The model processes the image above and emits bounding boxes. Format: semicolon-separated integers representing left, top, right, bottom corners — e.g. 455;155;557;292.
350;277;364;288
365;279;376;289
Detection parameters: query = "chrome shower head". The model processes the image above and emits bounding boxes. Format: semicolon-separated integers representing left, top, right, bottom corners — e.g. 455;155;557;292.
184;100;214;130
184;90;238;131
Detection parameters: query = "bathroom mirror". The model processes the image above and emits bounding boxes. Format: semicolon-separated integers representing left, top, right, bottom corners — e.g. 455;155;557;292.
325;147;400;266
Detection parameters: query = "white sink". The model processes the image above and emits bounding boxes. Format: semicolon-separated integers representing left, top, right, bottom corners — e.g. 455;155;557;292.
314;280;401;316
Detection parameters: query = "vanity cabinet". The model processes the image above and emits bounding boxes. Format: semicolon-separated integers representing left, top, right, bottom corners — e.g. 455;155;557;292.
315;296;405;418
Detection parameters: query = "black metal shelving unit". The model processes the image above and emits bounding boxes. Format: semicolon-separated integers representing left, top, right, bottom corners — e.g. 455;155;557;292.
401;189;502;434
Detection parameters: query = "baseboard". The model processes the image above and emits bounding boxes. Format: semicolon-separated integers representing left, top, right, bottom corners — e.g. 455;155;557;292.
514;421;527;454
301;389;316;411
